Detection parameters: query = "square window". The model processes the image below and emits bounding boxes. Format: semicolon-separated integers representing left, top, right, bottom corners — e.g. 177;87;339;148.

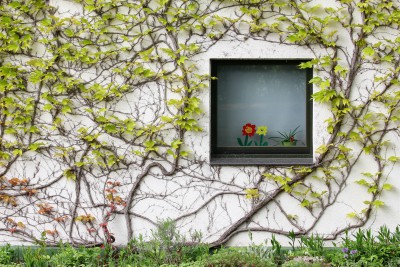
210;59;313;165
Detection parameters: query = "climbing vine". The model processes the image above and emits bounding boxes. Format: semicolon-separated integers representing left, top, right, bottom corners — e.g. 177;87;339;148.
0;0;399;247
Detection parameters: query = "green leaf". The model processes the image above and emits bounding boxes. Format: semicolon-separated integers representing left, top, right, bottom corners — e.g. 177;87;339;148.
28;142;44;151
188;43;199;52
27;59;46;68
362;172;374;178
8;1;21;8
5;128;17;134
14;116;27;125
315;145;328;154
41;18;53;27
8;43;19;53
29;70;43;83
309;76;322;84
349;131;361;141
104;124;117;133
388;156;399;162
63;169;76;181
311;191;325;198
362;47;375;57
298;60;317;69
161;116;173;123
177;56;188;65
338;145;352;153
161;48;176;59
81;39;93;46
334;65;348;76
237;138;243;146
107;156;117;167
372;200;385;207
61;105;72;114
320;80;331;90
382;55;393;62
144;140;157;151
300;199;310;207
0;151;11;160
43;104;53;111
75;161;85;167
382;183;393;191
167;149;177;158
367;186;377;193
356;179;369;187
363;145;373;154
312;89;335;102
29;126;40;133
171;139;182;149
125;120;135;132
346;212;357;218
13;149;23;156
64;28;74;37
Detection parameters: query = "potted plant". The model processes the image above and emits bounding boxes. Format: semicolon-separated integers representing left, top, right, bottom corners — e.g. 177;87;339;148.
273;125;301;147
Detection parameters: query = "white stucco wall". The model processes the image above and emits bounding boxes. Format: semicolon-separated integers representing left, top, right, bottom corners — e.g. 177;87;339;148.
1;0;399;247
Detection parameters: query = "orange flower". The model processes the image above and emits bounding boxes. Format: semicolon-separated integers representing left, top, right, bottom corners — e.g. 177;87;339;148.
242;123;256;137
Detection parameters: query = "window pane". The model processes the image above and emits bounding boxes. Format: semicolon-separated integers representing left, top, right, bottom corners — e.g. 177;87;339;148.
216;63;307;148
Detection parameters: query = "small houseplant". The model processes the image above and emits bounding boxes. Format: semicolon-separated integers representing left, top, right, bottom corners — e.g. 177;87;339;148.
274;125;301;147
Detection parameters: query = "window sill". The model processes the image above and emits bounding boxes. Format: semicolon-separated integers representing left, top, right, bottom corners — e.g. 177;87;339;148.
210;156;314;166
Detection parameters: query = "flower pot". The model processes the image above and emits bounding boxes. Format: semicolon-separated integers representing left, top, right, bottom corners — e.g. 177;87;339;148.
282;141;296;147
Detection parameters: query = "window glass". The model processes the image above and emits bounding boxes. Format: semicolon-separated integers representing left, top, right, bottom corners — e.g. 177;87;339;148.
216;63;307;148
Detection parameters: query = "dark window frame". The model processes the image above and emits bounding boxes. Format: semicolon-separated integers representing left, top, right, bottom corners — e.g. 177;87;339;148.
210;58;314;166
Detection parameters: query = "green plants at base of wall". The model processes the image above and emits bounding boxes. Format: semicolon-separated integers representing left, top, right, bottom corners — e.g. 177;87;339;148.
48;244;103;267
324;226;400;267
201;248;277;267
0;245;13;265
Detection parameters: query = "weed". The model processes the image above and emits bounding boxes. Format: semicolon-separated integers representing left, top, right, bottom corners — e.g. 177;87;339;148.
123;219;208;266
22;247;50;267
247;231;287;265
247;231;271;259
0;244;14;265
270;234;287;265
299;234;324;257
328;226;400;266
288;230;297;251
282;260;325;267
49;243;102;267
203;247;277;267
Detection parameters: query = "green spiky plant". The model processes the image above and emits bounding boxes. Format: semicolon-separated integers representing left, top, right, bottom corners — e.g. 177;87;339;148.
272;125;301;145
